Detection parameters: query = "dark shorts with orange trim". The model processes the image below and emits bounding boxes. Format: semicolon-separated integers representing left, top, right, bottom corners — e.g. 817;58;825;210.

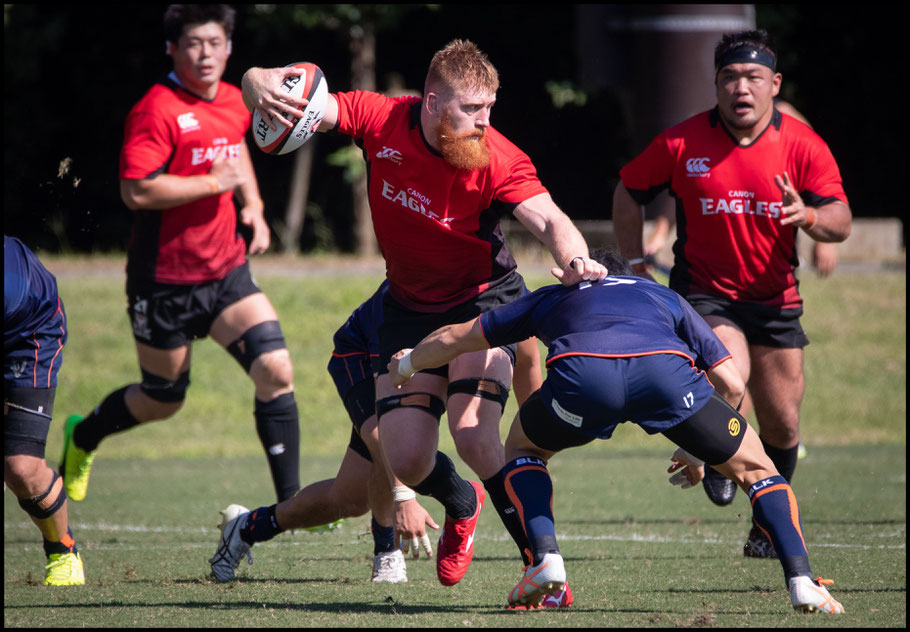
375;272;525;377
125;261;261;350
327;351;374;461
685;294;809;348
520;353;715;451
4;300;68;390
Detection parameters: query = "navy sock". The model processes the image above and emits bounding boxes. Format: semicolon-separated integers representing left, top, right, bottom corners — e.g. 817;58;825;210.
760;438;799;483
748;475;813;583
43;527;78;557
411;451;477;519
502;456;559;566
240;505;284;545
254;393;301;502
73;385;140;452
371;516;396;555
483;469;533;566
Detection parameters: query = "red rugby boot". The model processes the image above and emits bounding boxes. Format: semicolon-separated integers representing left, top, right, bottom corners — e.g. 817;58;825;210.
436;481;484;586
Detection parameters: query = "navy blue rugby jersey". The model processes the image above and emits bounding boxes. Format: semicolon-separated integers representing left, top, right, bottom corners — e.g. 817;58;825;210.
4;236;64;351
478;275;730;372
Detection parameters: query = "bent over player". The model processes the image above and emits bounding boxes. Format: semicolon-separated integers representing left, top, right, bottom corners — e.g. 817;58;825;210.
613;29;851;557
389;250;844;614
5;236;84;586
241;39;606;590
61;5;302;504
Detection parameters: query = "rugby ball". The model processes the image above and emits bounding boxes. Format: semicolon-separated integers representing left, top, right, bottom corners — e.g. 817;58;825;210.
252;62;328;155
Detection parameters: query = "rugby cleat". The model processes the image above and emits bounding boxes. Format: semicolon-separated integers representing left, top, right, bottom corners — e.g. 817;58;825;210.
743;523;778;559
797;442;808;459
789;576;845;614
508;553;567;608
60;415;96;502
209;504;253;582
436;481;484;586
702;465;737;506
509;579;573;609
44;552;85;586
371;549;408;583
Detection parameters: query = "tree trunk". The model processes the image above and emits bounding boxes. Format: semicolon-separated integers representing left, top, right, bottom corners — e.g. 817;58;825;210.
349;21;378;256
279;137;316;254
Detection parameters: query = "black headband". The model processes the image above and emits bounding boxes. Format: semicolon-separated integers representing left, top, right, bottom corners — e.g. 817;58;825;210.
716;47;777;72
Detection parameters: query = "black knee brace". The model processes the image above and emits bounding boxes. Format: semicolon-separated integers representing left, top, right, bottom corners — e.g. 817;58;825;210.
226;321;287;373
18;470;67;520
376;392;446;422
139;368;190;403
447;377;510;412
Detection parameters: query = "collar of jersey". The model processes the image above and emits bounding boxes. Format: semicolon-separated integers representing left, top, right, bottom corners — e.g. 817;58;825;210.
411;101;444;158
709;106;781;149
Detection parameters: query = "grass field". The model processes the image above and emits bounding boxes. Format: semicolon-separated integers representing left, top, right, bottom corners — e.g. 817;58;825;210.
4;256;906;627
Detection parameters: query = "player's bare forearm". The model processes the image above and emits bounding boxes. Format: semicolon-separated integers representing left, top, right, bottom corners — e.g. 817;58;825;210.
803;200;852;243
120;175;221;211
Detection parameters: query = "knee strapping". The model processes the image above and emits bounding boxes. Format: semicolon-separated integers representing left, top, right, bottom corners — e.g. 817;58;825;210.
140;368;190;403
447;377;509;412
376;392;446;422
18;471;67;519
227;321;287;373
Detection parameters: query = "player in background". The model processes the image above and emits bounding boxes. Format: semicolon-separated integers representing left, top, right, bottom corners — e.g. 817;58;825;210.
209;282;549;590
241;39;606;594
389;249;844;614
612;29;851;558
4;236;84;586
60;5;303;506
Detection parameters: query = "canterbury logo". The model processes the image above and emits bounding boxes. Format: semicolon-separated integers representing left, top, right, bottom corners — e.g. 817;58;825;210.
686;157;711;176
728;417;741;436
376;146;403;164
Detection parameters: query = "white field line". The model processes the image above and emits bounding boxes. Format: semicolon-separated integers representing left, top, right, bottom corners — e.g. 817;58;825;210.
4;521;905;552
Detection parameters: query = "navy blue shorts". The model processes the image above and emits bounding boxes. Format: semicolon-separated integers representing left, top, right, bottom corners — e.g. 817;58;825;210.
327;352;374;461
686;294;809;348
524;353;716;446
125;261;261;350
4;296;67;389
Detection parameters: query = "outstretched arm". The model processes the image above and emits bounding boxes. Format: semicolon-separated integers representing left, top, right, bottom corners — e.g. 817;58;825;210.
241;66;339;131
388;319;488;388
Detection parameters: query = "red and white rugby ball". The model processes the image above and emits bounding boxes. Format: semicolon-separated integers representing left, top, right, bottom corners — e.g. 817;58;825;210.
252;62;328;155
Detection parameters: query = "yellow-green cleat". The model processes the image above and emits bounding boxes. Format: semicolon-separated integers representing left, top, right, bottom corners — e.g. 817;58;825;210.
60;415;96;501
44;552;85;586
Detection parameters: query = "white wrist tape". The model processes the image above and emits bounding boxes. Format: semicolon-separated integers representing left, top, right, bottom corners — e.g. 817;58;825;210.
677;448;704;467
397;351;416;379
393;485;416;503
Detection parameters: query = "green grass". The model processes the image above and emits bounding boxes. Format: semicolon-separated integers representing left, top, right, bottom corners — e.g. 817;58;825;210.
4;256;906;626
4;447;905;627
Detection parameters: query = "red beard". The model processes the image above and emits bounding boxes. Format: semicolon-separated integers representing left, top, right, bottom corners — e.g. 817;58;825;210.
437;111;490;170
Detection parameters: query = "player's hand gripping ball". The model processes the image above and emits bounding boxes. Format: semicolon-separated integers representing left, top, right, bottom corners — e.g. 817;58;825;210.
252;62;328;155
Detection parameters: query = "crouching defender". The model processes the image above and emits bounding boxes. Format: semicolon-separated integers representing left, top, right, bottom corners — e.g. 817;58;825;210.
4;235;84;586
389;249;844;614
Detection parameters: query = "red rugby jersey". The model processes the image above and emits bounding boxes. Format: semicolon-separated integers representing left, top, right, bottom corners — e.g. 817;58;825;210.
334;91;547;312
620;108;847;308
120;75;249;284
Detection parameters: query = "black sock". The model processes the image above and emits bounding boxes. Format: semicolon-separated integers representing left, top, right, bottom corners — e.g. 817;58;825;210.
43;527;78;557
371;516;396;555
483;469;533;566
254;393;301;502
73;386;140;452
412;451;477;519
240;505;283;545
760;438;800;483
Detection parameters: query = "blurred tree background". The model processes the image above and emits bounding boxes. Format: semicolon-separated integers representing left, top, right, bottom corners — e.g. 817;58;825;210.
3;4;905;254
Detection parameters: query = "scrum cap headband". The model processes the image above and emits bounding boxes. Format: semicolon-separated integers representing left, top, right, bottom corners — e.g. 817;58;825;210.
716;47;777;73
